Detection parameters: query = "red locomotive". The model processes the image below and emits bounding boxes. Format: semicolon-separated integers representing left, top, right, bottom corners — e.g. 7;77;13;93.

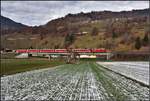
15;49;107;53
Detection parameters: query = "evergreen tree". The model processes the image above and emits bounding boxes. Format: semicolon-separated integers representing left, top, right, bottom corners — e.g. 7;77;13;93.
64;33;75;47
91;27;99;36
69;33;74;43
54;44;59;49
112;30;117;38
135;37;141;50
142;34;149;46
29;46;33;49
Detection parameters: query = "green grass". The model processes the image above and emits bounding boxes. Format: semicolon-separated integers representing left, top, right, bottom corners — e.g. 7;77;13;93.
80;58;106;61
0;59;65;76
90;62;127;101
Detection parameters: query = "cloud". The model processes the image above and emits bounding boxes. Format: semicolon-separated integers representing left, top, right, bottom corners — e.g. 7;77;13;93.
1;1;149;26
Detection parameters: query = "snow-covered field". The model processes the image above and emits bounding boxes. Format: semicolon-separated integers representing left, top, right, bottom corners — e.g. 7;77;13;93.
1;62;149;100
1;64;108;100
97;62;149;85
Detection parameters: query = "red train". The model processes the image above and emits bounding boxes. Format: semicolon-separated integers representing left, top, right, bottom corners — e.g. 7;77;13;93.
15;49;108;53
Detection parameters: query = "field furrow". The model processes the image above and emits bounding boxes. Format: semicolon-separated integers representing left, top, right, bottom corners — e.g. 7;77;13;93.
1;62;149;100
97;62;149;85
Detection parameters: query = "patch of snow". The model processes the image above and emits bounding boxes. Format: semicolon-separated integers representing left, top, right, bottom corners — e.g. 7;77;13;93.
97;62;149;85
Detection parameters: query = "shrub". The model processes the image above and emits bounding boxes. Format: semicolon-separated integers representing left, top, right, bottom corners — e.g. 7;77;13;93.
135;37;141;50
142;34;149;46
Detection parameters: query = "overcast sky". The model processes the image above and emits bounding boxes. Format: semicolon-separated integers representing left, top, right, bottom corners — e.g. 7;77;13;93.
1;1;149;26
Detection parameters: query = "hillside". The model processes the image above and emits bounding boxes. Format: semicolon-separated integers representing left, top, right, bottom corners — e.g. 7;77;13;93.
1;8;149;52
1;16;28;30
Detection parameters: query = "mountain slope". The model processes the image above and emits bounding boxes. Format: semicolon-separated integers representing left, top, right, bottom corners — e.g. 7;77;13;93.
1;15;28;30
44;8;149;35
1;8;149;51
